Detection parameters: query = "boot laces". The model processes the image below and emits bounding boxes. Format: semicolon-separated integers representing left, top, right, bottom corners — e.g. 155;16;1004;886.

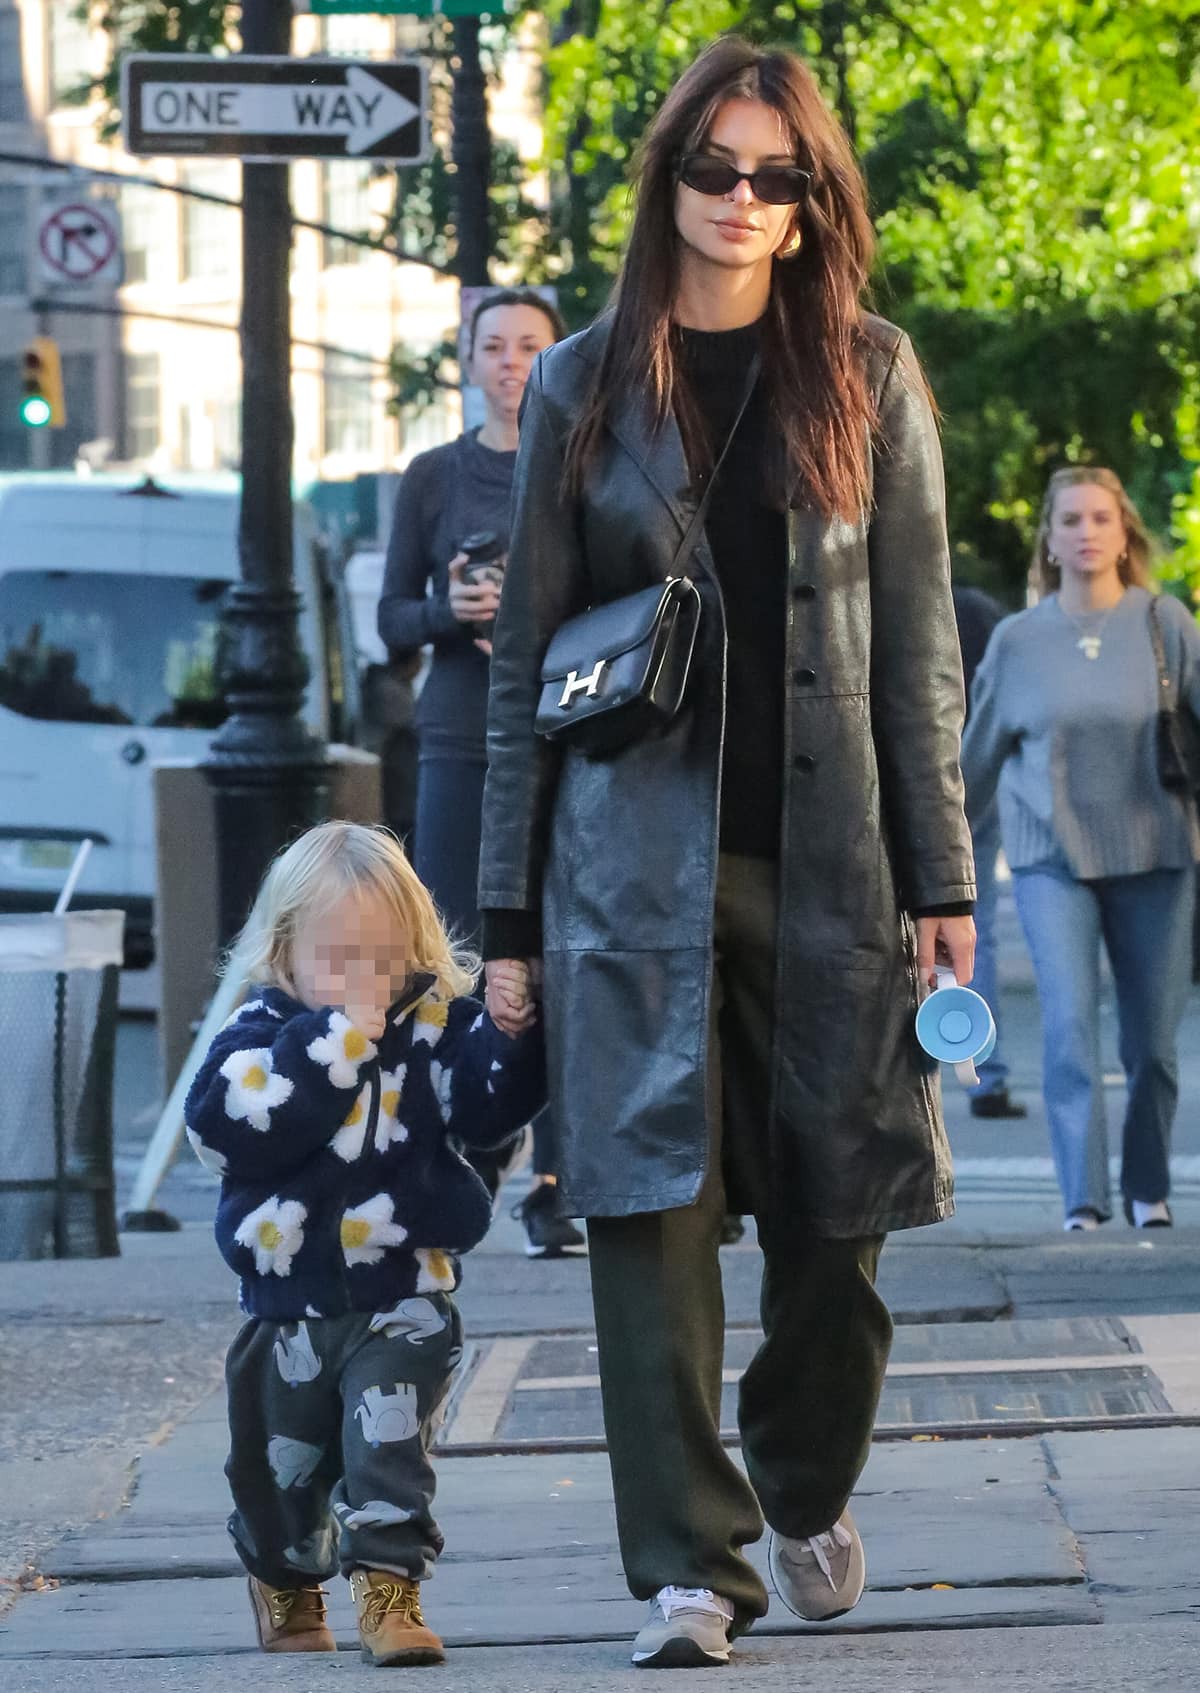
267;1584;326;1630
361;1578;425;1633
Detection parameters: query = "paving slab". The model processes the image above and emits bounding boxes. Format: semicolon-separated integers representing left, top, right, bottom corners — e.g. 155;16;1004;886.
7;1411;1095;1660
56;1622;1200;1693
1040;1426;1200;1624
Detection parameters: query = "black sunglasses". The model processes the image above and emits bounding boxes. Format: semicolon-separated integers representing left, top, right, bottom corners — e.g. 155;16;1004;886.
678;152;812;206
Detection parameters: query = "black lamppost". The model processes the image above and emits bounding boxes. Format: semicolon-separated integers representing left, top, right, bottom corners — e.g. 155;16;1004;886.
450;17;491;287
204;0;328;947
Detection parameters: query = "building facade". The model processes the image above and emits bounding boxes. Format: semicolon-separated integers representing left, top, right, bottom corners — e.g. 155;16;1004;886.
0;3;543;485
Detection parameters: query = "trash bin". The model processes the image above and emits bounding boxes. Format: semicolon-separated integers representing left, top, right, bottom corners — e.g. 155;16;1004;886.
0;910;124;1261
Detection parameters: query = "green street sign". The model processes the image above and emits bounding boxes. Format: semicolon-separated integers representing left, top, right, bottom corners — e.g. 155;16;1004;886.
308;0;501;14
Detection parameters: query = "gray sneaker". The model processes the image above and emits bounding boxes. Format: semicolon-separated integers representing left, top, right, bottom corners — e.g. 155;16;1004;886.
631;1586;734;1667
768;1508;866;1621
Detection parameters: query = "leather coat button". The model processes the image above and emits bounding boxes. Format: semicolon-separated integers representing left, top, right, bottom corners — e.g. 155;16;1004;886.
793;753;815;773
792;582;816;601
793;668;816;686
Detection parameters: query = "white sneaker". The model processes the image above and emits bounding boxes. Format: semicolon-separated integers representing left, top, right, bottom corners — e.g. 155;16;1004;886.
768;1508;866;1621
631;1587;734;1668
1064;1209;1102;1232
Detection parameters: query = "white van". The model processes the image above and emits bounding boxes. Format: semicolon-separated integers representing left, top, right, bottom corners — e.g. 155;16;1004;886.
0;473;360;964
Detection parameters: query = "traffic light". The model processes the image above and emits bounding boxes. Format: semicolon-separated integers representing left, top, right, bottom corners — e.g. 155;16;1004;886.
20;336;66;429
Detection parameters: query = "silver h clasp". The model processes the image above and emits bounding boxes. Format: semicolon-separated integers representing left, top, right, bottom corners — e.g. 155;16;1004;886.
560;659;606;707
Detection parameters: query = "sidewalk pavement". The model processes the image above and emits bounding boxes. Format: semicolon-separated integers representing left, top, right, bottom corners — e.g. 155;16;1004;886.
2;1206;1199;1689
3;875;1199;1688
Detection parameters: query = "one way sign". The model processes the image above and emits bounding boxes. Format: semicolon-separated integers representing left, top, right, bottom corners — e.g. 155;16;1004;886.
121;55;429;163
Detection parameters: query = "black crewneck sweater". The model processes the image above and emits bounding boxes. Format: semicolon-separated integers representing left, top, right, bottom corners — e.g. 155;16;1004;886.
678;320;786;860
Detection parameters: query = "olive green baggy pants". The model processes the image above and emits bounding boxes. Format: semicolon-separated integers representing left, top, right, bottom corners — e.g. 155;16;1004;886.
587;855;894;1630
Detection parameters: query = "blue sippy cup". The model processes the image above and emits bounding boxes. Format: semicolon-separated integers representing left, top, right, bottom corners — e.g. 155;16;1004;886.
914;966;996;1087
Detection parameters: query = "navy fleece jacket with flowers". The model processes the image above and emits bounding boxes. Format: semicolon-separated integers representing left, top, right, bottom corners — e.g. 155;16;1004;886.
184;975;545;1322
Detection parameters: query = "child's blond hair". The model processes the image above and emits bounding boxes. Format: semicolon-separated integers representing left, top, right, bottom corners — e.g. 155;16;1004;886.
229;821;478;1001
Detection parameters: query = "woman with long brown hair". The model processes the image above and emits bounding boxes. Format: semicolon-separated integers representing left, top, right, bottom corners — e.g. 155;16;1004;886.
964;467;1200;1233
479;37;975;1666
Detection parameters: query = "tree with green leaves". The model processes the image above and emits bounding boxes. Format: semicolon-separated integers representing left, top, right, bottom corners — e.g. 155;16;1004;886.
534;0;1200;602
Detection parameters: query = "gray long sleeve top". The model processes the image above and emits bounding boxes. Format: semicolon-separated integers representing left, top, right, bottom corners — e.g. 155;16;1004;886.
961;586;1200;879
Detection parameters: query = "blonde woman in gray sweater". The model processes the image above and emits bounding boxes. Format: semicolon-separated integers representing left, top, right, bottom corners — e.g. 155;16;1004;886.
963;468;1200;1232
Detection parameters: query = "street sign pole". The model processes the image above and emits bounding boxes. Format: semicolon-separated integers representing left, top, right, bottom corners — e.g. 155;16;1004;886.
202;0;328;952
451;17;491;287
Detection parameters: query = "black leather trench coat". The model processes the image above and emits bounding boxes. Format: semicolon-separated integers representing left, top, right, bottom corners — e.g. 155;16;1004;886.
479;314;976;1236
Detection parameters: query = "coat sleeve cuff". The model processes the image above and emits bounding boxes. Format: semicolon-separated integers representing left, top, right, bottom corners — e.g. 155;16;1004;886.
480;908;543;961
913;900;975;918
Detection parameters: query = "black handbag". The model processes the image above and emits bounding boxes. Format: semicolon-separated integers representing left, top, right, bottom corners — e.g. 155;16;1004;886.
534;358;760;759
1148;597;1200;804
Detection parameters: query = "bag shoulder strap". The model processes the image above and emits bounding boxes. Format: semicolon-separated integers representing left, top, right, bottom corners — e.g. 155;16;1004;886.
1147;595;1177;707
669;354;761;578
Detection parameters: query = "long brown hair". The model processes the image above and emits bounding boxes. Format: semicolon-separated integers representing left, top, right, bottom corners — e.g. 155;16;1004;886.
563;36;878;521
1032;467;1155;598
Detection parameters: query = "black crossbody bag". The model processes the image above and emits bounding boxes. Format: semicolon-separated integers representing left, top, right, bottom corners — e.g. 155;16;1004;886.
534;359;760;759
1148;596;1200;807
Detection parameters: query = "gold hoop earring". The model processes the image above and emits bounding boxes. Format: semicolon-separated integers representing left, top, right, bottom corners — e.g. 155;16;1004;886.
776;229;802;261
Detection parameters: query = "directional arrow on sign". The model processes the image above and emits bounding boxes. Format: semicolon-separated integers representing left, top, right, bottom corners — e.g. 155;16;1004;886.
140;66;418;156
121;55;429;163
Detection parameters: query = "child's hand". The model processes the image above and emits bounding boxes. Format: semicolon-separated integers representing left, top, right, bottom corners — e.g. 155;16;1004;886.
485;959;538;1038
344;1005;386;1044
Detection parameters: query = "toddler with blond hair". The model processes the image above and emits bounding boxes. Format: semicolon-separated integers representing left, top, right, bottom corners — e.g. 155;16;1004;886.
185;822;542;1664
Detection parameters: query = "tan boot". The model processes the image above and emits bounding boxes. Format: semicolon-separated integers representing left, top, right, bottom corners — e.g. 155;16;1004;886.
350;1567;446;1666
247;1575;336;1653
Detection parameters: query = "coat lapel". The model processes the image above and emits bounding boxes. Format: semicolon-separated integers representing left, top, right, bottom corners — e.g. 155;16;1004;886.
607;385;692;544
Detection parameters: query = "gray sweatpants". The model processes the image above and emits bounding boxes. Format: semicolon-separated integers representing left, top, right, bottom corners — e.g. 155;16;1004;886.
224;1296;462;1587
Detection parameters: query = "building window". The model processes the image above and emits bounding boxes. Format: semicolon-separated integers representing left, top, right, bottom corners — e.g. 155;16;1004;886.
181;165;237;287
323;358;374;458
125;352;160;462
120;183;165;286
0;185;26;295
323;16;380;56
0;358;29;468
392;18;425;53
322;163;373;267
0;9;28;123
49;351;97;468
47;0;93;107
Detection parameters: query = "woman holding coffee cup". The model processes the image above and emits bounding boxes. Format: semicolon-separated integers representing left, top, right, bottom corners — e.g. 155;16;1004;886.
379;289;584;1255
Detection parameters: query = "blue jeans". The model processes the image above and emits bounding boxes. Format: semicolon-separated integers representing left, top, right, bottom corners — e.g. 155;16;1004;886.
968;801;1010;1096
1011;864;1195;1218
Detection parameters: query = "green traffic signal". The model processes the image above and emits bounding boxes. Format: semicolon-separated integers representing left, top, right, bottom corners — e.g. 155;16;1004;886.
20;394;52;429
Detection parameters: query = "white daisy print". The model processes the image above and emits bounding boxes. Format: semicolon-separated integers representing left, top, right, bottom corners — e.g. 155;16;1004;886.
234;1197;307;1277
414;1247;456;1293
428;1060;454;1124
331;1086;371;1162
219;1048;294;1132
374;1068;410;1151
341;1194;409;1267
412;993;450;1049
185;1124;227;1179
307;1013;378;1089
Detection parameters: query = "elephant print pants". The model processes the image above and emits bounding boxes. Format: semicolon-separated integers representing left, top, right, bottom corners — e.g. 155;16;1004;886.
224;1296;463;1587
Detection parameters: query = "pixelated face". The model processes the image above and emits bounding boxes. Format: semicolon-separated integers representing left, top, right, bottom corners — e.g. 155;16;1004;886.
290;889;412;1014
